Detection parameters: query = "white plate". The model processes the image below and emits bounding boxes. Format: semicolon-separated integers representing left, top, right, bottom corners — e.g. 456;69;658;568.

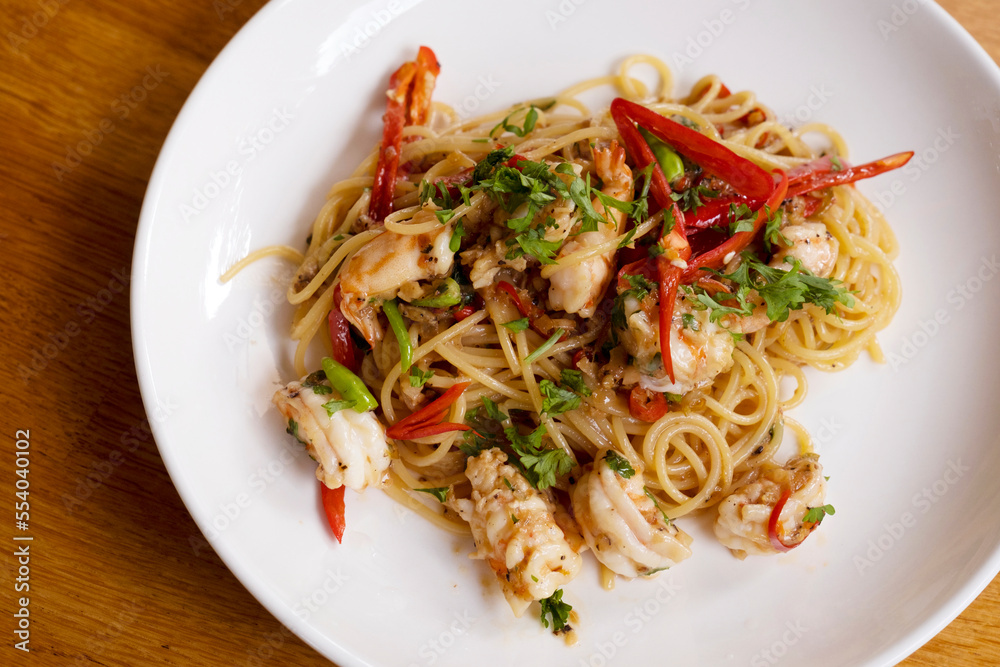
132;1;1000;664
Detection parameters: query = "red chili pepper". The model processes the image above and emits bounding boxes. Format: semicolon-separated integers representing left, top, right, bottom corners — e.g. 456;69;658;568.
495;281;561;339
766;487;824;552
497;281;529;318
616;257;658;289
369;46;441;224
785;151;913;199
611;98;774;201
628;386;670;422
330;285;362;374
453;304;476;321
797;195;824;219
683;169;789;280
684;195;752;231
655;256;682;382
320;483;346;544
386;381;471;440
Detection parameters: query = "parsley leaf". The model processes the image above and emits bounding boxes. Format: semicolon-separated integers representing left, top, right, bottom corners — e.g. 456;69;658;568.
681;313;700;331
505;424;573;489
695;252;854;325
539;589;572;633
560;369;592;397
414;487;450;503
644;487;672;525
604;450;635;478
763;207;790;253
461;397;507;456
727;203;757;236
507;226;561;264
803;504;836;524
303;371;333;395
670;183;719;212
449;219;464;252
408;367;435;388
502;317;530;332
286;418;307;445
322;399;356;416
566;172;608;233
539;379;581;416
612;273;658;329
491;105;539;138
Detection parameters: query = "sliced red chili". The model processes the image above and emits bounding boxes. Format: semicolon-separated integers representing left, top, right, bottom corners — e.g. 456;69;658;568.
611;98;774;201
629;386;670;422
320;483;346;544
767;487;823;552
369;46;441;224
656;256;681;382
386;381;471;440
684;195;752;231
330;285;362;374
683;169;789;280
785;151;913;199
453;304;476;321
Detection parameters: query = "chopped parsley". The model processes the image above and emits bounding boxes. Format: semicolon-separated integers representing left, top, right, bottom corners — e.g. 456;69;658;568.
408;367;435;388
692;252;854;325
681;313;700;331
466;148;638;265
506;225;560;264
727;203;757;236
612;273;657;329
285;418;307;445
604;450;635;478
505;424;574;490
670;183;719;213
539;589;572;633
322;399;356;416
644;487;672;525
502;317;530;332
414;487;450;503
461;397;507;456
803;504;836;524
523;329;564;365
560;369;592;397
491;105;540;138
302;371;333;395
762;207;790;253
449;219;465;252
539;379;581;416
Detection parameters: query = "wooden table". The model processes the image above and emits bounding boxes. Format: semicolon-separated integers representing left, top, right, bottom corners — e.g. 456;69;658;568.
2;0;998;664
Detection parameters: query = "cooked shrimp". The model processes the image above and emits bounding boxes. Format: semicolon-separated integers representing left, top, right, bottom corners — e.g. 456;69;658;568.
272;378;390;491
339;225;454;345
715;453;827;557
620;294;735;395
452;448;582;617
770;222;839;278
548;141;633;317
571;452;693;578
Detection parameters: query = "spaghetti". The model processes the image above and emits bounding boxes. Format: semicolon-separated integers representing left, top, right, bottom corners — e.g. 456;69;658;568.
242;48;907;629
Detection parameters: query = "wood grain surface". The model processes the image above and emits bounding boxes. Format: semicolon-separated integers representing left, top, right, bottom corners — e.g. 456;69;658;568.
1;0;997;665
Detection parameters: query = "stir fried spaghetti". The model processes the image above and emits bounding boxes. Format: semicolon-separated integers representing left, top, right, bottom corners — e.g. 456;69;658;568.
228;48;906;629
